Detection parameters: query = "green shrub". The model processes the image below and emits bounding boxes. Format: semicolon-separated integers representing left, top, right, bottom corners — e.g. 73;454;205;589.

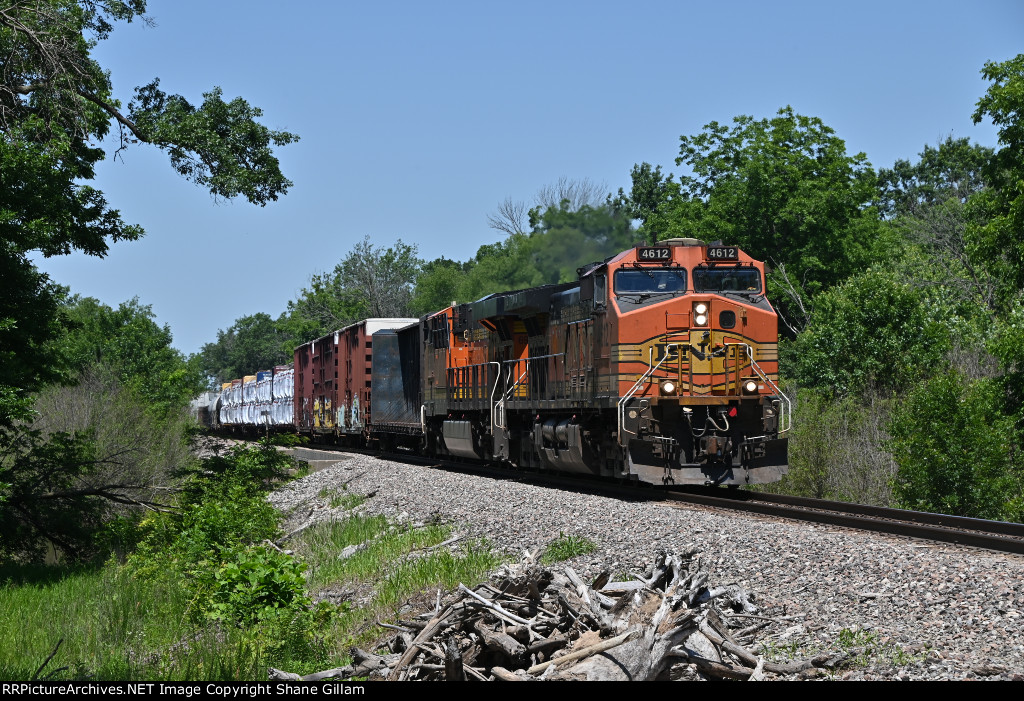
787;269;948;397
209;546;310;624
889;372;1024;520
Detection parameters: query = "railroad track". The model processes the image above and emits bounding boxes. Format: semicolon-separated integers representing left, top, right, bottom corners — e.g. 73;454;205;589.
288;445;1024;556
662;486;1024;555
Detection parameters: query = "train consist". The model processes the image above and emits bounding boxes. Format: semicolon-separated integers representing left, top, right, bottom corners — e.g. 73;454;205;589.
205;239;790;486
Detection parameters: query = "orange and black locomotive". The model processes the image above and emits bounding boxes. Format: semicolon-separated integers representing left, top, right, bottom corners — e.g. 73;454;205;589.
369;238;789;486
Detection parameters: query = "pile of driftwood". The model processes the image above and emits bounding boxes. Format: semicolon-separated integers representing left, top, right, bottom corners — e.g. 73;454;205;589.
270;548;841;681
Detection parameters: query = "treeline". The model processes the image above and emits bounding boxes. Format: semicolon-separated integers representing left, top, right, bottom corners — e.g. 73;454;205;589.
198;181;637;384
203;56;1024;521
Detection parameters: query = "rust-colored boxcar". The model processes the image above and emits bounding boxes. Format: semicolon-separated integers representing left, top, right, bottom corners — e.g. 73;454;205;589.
293;318;416;440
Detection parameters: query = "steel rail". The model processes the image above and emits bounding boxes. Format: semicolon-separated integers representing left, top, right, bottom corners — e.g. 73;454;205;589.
286;445;1024;555
663;487;1024;555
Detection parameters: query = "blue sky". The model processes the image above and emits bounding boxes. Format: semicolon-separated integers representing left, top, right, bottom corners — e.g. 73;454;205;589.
30;0;1024;354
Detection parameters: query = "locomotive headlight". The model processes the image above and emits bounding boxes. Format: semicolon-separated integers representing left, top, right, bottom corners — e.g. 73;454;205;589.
693;301;709;326
660;380;676;395
744;380;758;393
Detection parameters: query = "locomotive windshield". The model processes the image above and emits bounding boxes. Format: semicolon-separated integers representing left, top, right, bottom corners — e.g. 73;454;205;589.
692;267;761;293
614;269;687;296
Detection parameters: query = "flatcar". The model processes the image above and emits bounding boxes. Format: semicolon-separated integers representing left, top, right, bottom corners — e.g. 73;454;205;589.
209;239;789;487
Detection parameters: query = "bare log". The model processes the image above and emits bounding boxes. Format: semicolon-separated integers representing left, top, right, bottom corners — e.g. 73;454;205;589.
444;635;464;681
387;603;456;681
474;620;527;664
491;666;525;681
527;629;640;675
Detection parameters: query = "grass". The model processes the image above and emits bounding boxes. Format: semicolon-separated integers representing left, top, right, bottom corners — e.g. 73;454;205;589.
835;627;924;669
541;531;597;564
0;510;502;681
0;562;242;680
317;486;365;510
295;514;502;650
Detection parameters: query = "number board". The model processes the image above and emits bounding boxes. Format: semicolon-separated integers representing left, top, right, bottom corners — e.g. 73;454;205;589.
636;247;671;262
706;246;739;261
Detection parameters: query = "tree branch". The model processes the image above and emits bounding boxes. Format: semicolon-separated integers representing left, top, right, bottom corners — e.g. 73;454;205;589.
76;87;150;142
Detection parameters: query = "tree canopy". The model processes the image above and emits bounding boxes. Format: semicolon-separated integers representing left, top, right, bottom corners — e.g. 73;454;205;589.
615;107;887;330
0;0;297;426
280;236;422;343
199;313;291;385
0;1;298;560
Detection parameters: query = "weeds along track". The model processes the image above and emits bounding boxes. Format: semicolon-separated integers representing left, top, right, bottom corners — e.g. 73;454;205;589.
279;443;1024;556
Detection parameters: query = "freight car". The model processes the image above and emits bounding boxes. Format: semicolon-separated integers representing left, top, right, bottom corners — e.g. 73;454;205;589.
209;239;789;487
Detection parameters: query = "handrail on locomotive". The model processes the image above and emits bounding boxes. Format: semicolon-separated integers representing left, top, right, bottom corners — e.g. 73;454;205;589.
617;343;680;443
724;342;791;434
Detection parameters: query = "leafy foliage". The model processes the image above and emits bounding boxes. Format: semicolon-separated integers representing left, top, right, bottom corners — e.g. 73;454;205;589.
199;312;291;385
0;0;296;427
58;296;205;415
129;440;321;630
968;55;1024;384
209;546;310;624
128;81;298;205
889;372;1024;520
0;251;68;426
410;257;472;315
877;136;992;219
787;269;948;397
281;236;422;341
620;108;885;293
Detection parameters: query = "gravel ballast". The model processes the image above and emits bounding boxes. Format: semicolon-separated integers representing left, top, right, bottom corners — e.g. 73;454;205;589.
268;454;1024;680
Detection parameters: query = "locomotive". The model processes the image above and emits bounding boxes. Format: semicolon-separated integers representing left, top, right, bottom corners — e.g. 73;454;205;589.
210;238;790;487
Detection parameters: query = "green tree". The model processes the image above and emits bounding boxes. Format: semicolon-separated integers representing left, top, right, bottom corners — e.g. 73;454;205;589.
787;269;948;398
410;256;471;315
969;53;1024;312
0;0;297;426
878;137;997;313
0;256;68;425
199;312;291;384
617;108;888;332
57;296;205;414
959;55;1024;433
877;136;992;219
279;272;368;343
280;237;422;341
890;372;1024;520
332;236;422;318
0;2;297;561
